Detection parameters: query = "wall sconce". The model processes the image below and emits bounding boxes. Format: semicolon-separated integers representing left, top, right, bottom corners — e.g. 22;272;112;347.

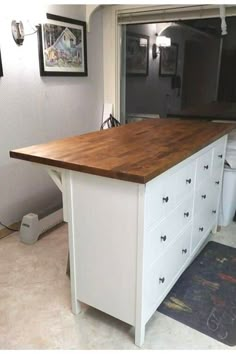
11;20;25;45
11;20;40;46
139;38;147;47
152;35;171;59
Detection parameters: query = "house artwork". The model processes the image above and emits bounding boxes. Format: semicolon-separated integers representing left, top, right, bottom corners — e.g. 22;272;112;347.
43;25;83;69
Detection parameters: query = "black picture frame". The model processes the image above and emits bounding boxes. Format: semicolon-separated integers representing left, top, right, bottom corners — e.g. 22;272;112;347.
159;44;178;77
126;32;149;76
0;50;3;77
38;13;88;76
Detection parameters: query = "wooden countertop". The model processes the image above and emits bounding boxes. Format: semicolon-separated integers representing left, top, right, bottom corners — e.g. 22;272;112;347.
10;119;236;184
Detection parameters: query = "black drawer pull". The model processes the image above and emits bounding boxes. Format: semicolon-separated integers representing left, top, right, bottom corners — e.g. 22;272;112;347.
159;277;165;284
184;212;189;218
204;165;209;170
215;181;220;185
218;154;223;159
182;248;188;254
162;196;169;203
186;178;192;184
201;194;207;199
212;210;216;214
199;227;204;232
160;235;167;242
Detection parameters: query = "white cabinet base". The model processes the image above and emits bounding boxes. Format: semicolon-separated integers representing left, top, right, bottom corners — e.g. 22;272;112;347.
46;135;227;347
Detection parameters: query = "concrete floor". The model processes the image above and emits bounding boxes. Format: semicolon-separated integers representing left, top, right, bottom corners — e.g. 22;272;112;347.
0;222;235;350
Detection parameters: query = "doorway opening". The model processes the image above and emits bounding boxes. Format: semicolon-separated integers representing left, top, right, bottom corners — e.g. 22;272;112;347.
120;17;236;124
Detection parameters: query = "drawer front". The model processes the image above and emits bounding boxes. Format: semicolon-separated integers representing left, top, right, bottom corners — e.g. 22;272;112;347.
191;211;210;252
144;224;192;319
144;197;193;268
174;160;196;203
144;216;177;269
207;182;220;226
212;139;225;172
208;195;218;227
208;179;221;206
194;181;212;214
145;174;176;228
196;149;213;188
177;195;193;229
212;166;223;185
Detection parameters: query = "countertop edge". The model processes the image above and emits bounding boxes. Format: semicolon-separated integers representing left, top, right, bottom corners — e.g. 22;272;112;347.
10;128;232;184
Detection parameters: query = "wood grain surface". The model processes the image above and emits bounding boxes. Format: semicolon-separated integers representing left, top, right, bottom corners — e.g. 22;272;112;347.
10;119;236;183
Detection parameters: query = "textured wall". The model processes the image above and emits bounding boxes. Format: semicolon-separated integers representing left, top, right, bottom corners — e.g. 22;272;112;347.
0;4;103;226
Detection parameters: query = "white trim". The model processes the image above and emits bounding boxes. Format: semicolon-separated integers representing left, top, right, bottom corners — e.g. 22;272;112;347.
86;5;101;32
135;183;146;347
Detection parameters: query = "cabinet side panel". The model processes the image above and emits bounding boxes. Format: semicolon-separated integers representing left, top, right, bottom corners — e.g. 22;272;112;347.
71;172;138;326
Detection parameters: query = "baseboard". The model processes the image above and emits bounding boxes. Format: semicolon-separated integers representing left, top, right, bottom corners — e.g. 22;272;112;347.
0;222;21;239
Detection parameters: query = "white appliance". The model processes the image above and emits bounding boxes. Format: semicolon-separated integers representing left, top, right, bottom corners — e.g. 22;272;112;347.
20;205;63;244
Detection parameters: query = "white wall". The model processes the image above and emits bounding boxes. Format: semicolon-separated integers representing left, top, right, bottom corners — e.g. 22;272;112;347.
0;4;103;227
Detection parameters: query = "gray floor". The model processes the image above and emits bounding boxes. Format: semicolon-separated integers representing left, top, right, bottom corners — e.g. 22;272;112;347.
0;222;235;350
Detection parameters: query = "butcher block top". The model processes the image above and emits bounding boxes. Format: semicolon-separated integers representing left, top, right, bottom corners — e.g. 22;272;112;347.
10;119;236;184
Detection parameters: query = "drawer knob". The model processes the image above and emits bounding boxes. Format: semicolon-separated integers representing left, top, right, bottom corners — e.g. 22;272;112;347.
162;196;169;203
159;277;165;284
182;248;188;254
186;178;192;184
160;235;167;242
218;154;223;159
184;212;189;218
204;165;209;170
212;210;216;214
201;194;207;199
215;181;220;185
199;227;204;232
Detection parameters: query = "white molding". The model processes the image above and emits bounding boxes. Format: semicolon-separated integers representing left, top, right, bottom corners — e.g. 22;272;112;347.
102;6;117;115
86;5;101;32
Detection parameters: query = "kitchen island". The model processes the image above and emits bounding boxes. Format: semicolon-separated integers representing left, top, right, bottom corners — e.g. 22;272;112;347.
10;119;236;346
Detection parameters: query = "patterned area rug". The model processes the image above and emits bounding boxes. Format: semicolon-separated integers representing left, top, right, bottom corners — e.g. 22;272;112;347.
157;241;236;346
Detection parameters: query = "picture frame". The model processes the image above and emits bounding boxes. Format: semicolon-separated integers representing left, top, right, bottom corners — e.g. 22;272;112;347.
159;44;178;77
126;32;149;76
0;50;3;77
38;13;88;76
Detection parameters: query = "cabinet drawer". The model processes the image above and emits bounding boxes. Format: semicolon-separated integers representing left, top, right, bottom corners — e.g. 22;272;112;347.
144;224;192;318
207;182;220;225
196;149;213;188
177;196;193;229
145;174;176;228
144;216;177;269
194;181;211;214
191;211;210;252
208;197;218;227
212;140;225;172
144;197;193;268
174;160;196;203
211;166;223;184
209;179;221;205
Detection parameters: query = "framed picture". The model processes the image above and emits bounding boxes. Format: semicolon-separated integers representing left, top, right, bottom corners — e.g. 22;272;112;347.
0;50;3;77
126;32;149;76
159;44;178;77
38;13;87;76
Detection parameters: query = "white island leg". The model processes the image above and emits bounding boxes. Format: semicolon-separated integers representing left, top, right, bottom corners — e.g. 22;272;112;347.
63;170;81;315
135;324;145;347
46;167;81;314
